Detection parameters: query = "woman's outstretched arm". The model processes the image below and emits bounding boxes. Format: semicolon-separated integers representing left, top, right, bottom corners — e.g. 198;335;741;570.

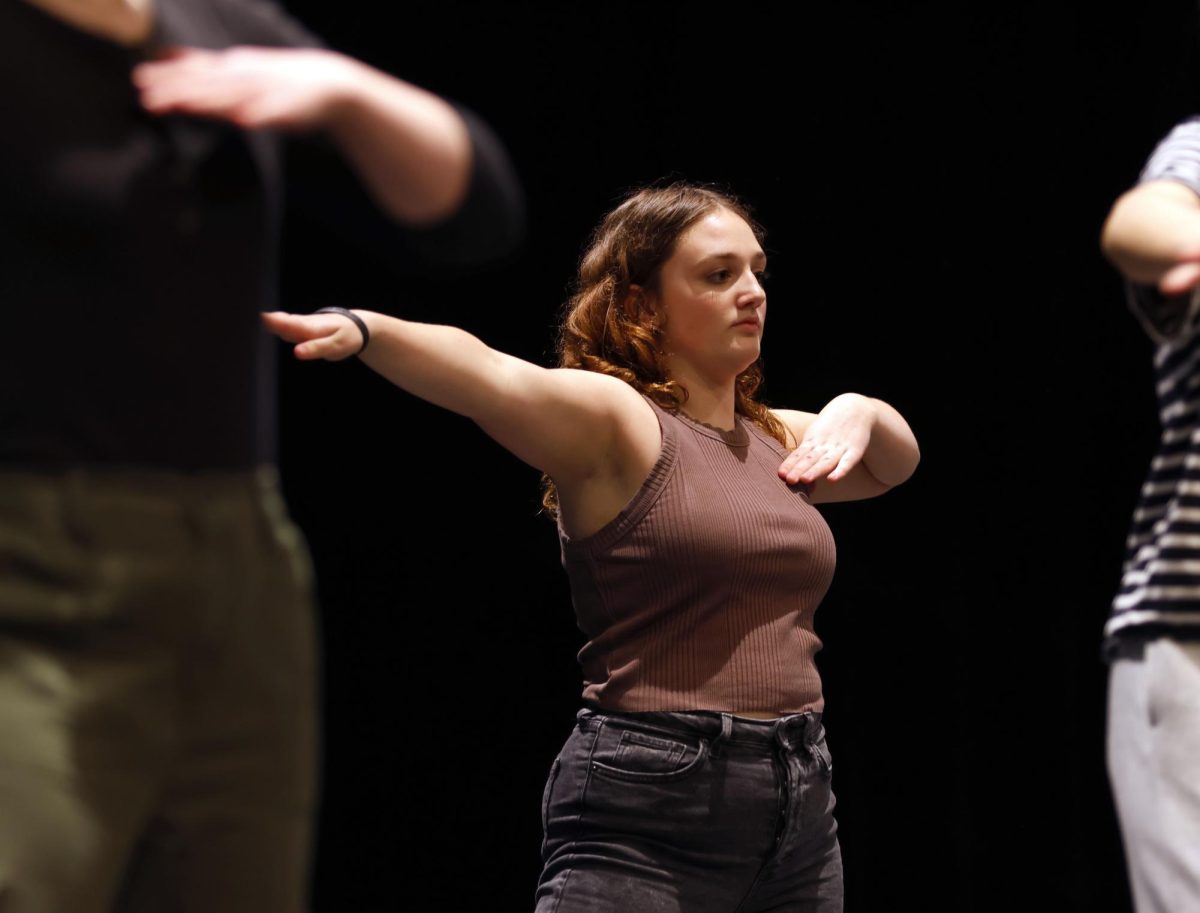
262;310;658;491
774;395;919;503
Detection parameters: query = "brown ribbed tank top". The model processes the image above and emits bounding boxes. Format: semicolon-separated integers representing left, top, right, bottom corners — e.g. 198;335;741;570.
559;398;837;714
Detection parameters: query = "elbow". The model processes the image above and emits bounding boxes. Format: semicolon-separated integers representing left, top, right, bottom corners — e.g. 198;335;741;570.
396;139;526;270
896;443;920;485
901;444;921;485
1100;184;1200;284
1100;193;1136;270
860;399;920;489
392;127;475;225
887;445;921;488
863;442;919;492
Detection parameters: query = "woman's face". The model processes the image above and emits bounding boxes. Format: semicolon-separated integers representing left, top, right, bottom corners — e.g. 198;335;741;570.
653;207;767;385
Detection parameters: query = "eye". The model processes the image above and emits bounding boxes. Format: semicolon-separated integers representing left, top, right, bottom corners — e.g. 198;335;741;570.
754;269;770;285
708;268;731;283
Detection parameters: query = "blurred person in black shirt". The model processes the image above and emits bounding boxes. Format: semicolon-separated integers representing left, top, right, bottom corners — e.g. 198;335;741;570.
0;2;522;911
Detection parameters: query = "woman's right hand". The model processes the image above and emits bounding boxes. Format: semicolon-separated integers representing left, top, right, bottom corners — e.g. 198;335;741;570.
261;310;367;361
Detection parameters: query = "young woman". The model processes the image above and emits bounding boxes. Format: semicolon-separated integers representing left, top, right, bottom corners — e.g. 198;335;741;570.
264;184;919;913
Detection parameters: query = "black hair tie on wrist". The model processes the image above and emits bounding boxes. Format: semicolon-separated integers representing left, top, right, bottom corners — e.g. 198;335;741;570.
315;307;369;355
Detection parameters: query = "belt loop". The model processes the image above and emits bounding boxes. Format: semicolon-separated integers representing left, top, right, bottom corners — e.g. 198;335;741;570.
779;714;807;752
710;712;733;757
774;716;792;752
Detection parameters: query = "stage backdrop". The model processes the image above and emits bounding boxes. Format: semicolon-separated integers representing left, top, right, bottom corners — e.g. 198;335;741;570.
272;3;1200;910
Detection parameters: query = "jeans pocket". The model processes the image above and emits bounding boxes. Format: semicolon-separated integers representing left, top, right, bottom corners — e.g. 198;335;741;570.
590;724;708;783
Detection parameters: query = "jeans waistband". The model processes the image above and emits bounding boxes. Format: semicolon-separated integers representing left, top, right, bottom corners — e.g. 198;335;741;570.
577;707;824;752
0;464;281;500
0;465;294;554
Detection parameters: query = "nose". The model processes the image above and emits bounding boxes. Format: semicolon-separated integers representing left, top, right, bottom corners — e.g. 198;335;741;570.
738;269;766;306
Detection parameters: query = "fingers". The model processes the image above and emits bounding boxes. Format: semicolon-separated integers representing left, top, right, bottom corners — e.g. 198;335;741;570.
132;47;215;92
779;448;810;484
132;47;338;131
779;441;816;483
1161;262;1200;296
293;335;354;361
824;449;862;482
134;48;264;118
779;440;864;486
780;442;838;485
260;311;359;360
261;311;325;343
137;75;258;119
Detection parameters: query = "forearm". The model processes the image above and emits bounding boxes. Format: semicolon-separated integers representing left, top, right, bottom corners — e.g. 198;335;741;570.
1102;181;1200;285
354;311;506;420
132;46;476;225
323;57;472;224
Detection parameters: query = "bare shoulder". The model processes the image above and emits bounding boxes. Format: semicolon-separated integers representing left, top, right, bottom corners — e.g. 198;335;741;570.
540;368;660;471
546;370;662;538
550;367;643;402
552;369;658;428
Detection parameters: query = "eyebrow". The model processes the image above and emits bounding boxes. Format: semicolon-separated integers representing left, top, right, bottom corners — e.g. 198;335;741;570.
697;251;768;266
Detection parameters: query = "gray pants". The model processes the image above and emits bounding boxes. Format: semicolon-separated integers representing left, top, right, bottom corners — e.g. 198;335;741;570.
1108;637;1200;913
0;467;318;913
536;708;842;913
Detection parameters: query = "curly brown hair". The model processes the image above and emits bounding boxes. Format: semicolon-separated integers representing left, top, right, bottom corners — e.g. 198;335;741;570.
543;182;789;515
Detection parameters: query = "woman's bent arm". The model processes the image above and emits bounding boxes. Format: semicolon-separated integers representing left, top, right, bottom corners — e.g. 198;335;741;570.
774;394;919;503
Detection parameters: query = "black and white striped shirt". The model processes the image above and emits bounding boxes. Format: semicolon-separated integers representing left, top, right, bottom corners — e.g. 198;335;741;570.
1109;117;1200;640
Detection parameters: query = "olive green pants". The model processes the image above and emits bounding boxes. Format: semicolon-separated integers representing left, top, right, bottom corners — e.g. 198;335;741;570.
0;468;317;913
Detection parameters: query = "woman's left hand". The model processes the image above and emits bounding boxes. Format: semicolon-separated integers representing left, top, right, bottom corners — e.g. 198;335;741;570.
778;393;875;486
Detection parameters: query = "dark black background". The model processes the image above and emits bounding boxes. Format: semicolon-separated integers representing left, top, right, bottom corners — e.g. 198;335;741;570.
272;3;1200;910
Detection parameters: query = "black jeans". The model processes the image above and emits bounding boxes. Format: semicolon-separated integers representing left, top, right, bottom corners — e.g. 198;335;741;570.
535;708;842;913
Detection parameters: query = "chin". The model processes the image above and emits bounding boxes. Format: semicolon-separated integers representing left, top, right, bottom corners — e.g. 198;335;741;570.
730;341;761;367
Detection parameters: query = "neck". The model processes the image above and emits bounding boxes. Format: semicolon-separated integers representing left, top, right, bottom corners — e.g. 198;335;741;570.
668;360;738;430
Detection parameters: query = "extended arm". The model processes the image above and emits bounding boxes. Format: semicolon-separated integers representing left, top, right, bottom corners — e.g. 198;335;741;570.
134;47;472;223
261;311;655;490
775;394;919;503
